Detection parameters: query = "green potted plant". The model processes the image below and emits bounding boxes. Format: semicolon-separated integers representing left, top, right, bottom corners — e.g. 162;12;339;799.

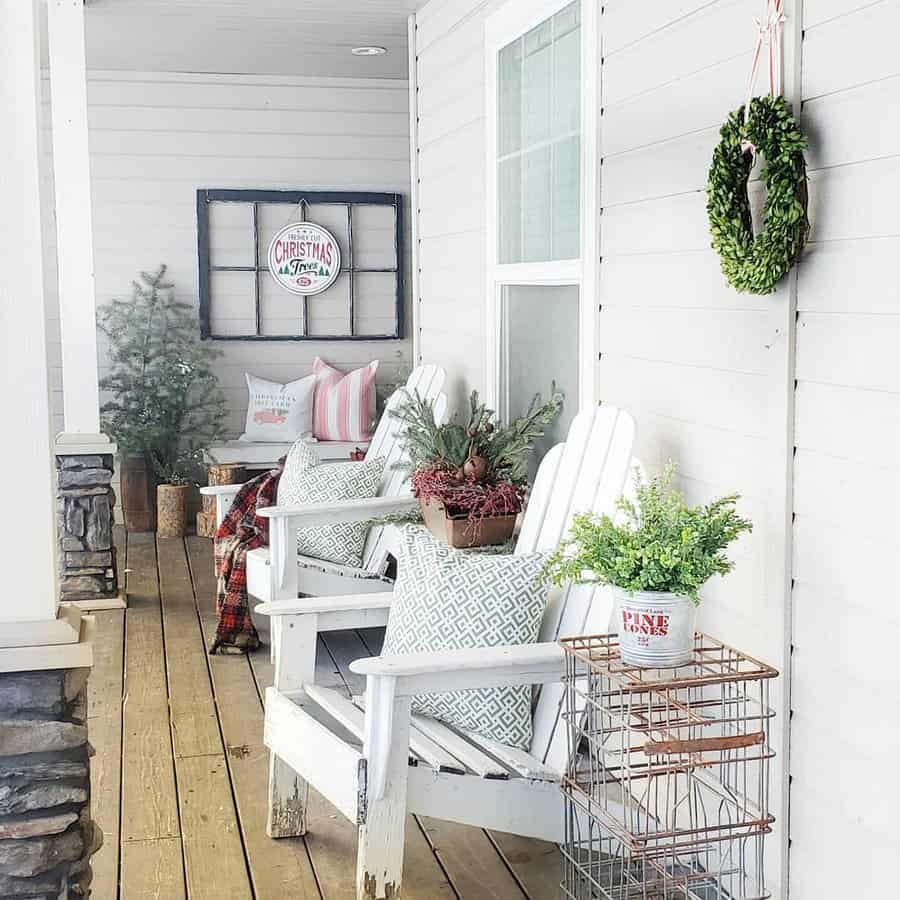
545;464;752;667
98;266;228;535
393;388;562;547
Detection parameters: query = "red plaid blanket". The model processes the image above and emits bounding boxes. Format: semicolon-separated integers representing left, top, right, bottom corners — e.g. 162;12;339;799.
210;464;282;654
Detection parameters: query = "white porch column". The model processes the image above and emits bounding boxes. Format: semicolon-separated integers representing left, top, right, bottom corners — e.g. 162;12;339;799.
0;0;101;647
0;0;60;630
47;0;122;612
0;16;95;896
47;0;104;439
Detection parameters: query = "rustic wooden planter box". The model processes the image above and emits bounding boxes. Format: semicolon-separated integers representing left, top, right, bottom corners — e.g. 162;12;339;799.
120;452;156;532
420;496;516;549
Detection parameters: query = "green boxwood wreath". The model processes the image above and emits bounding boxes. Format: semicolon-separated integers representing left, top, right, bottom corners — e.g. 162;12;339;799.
706;95;809;294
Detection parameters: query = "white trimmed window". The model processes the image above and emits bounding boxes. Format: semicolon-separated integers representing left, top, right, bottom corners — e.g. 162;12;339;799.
485;0;599;451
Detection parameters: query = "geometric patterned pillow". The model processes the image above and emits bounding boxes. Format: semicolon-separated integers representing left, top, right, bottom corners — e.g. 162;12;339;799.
276;440;385;568
382;526;549;749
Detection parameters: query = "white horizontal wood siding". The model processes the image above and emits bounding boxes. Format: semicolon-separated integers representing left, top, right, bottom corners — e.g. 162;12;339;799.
411;1;896;892
789;2;900;896
41;70;411;519
413;1;791;893
598;5;795;892
414;0;502;410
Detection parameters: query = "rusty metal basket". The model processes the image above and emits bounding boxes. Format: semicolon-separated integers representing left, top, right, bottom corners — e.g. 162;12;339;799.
559;633;778;900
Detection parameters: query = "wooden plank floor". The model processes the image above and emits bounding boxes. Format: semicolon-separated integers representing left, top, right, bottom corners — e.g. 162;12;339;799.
87;530;560;899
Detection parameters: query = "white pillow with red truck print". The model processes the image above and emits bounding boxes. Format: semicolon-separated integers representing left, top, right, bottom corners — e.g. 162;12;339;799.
241;372;315;442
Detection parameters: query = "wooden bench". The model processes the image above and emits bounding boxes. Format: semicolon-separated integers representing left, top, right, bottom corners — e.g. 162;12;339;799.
205;437;370;471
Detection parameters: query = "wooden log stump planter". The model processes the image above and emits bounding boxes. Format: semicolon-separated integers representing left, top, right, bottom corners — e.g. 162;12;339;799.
202;464;246;512
157;484;191;538
197;463;247;537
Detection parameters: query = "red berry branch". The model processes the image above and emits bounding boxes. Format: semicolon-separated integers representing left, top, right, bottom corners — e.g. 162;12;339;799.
411;465;525;524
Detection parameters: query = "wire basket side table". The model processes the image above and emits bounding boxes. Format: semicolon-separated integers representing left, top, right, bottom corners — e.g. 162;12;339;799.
560;632;778;900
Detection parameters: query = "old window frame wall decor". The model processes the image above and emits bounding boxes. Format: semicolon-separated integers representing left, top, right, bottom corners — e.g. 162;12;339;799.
197;189;404;341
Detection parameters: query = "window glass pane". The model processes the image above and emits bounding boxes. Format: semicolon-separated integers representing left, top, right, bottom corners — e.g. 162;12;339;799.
496;1;580;264
352;205;397;270
497;38;522;157
522;18;553;148
500;284;579;478
306;274;351;337
258;273;301;336
552;135;580;259
552;4;581;137
257;203;292;266
209;202;253;267
306;203;350;263
498;155;522;263
209;270;256;336
354;272;396;335
522;146;551;262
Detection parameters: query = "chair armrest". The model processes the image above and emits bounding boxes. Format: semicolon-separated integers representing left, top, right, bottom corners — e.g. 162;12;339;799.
258;494;417;527
199;484;242;497
349;642;565;696
255;591;394;618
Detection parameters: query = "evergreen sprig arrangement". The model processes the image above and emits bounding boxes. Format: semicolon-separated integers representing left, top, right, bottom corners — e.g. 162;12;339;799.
392;388;563;521
393;388;563;485
545;464;752;605
706;95;809;294
98;266;228;485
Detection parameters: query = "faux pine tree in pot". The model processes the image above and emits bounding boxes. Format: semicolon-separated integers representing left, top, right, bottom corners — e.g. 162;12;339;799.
98;266;227;535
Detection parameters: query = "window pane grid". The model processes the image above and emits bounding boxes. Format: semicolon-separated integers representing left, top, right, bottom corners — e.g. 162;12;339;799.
197;190;403;341
497;1;581;264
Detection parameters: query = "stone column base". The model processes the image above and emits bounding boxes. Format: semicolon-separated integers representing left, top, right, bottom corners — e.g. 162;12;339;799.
55;435;123;612
0;663;100;898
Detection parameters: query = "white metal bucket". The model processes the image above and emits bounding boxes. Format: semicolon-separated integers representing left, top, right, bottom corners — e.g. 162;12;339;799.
614;588;697;668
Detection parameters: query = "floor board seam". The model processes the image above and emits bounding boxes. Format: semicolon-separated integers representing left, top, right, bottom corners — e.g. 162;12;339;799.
115;528;128;900
183;536;273;900
153;535;191;896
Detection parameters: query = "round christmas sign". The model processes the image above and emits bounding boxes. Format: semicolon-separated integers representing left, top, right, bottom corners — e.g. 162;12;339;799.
267;221;341;295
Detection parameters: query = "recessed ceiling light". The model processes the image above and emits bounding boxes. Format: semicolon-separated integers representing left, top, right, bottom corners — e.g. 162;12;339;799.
351;46;387;56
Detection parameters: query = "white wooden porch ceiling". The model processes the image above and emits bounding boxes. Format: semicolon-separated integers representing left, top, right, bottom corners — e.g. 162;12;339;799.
59;0;425;78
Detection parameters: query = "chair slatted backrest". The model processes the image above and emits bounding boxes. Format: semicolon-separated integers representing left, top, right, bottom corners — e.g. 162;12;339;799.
361;365;448;573
516;407;636;773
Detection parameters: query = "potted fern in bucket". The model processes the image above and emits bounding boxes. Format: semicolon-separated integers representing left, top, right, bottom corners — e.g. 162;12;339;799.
393;389;562;548
546;464;752;667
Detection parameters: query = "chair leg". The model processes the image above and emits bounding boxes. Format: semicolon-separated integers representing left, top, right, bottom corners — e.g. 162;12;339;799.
356;684;411;900
267;753;309;838
266;612;317;838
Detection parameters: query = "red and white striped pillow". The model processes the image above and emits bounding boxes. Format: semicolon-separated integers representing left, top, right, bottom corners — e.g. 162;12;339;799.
312;357;379;442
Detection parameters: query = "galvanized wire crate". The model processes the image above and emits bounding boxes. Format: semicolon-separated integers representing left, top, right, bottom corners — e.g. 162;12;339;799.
559;633;778;900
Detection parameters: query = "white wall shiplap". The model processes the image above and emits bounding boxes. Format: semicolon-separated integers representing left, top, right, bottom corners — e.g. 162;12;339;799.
415;8;792;888
415;0;898;894
599;5;794;894
790;2;900;896
41;71;412;521
42;71;413;443
414;0;501;411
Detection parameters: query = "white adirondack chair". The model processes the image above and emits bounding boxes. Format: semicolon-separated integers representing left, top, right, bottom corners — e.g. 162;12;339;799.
255;406;637;900
200;364;448;601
